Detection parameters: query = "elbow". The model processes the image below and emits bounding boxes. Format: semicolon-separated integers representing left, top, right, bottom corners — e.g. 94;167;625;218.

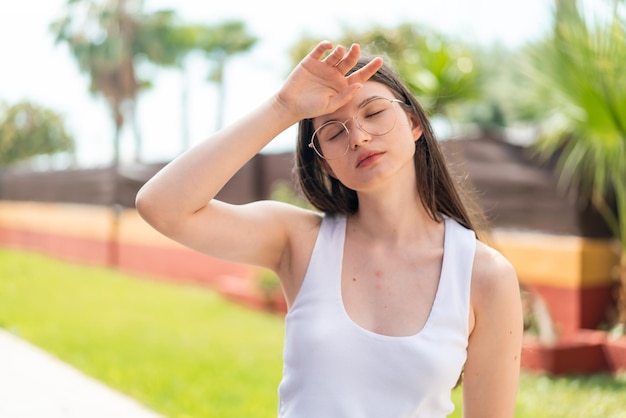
135;185;168;232
135;184;191;239
135;186;149;216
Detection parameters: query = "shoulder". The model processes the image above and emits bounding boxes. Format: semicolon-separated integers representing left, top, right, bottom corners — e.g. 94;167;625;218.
243;199;324;249
269;200;322;231
236;199;322;230
469;240;521;330
248;200;322;249
472;240;518;292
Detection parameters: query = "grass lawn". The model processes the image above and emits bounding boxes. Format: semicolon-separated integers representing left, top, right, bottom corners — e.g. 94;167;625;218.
0;248;284;417
1;248;625;417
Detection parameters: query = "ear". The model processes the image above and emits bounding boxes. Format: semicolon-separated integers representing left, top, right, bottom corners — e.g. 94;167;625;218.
409;113;423;142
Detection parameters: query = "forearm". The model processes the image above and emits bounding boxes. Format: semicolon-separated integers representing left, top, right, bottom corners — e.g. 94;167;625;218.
136;41;381;234
136;95;298;230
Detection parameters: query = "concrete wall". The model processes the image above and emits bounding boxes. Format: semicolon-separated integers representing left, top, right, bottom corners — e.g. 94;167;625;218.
0;201;254;287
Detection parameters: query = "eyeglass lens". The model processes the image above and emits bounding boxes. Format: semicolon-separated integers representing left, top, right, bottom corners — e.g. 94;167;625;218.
311;97;398;160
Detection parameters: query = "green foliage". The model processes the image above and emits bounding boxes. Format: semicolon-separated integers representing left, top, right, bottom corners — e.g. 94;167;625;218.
194;20;257;130
269;179;314;210
453;45;551;130
50;0;150;164
0;101;75;166
50;1;139;101
195;20;258;58
257;267;280;293
256;267;282;310
1;248;625;417
136;16;258;76
524;0;626;329
133;9;196;68
528;1;626;238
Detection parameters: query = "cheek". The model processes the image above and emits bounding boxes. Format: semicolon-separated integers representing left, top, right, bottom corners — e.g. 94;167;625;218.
399;136;418;161
394;121;420;150
397;111;422;141
320;160;338;178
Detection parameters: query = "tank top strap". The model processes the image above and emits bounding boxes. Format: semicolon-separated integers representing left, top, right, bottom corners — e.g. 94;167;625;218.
289;214;347;310
428;216;476;333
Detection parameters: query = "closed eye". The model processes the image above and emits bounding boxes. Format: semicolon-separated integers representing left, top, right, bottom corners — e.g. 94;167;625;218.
328;130;344;141
364;109;386;119
320;122;346;142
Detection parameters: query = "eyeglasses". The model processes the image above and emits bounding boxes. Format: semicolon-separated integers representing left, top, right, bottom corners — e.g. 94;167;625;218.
308;97;404;160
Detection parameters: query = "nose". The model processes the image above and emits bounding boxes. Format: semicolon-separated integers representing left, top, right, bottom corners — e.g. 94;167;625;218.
346;117;370;149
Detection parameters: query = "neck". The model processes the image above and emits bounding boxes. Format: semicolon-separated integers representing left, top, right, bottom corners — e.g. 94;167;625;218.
349;186;440;246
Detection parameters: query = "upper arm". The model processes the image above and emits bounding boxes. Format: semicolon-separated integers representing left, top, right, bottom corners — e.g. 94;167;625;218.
138;196;320;274
462;242;523;418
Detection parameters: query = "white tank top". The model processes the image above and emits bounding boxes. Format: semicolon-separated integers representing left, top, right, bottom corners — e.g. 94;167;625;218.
277;214;476;418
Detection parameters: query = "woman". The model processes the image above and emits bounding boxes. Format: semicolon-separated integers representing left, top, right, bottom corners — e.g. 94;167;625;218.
136;41;523;418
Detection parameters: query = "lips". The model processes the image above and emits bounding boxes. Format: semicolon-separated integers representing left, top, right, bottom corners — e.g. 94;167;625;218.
356;150;385;167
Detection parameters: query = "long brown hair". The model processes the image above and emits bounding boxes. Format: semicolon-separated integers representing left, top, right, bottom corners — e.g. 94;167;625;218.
295;55;487;237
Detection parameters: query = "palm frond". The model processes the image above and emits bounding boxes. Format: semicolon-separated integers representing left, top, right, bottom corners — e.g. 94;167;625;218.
529;0;626;246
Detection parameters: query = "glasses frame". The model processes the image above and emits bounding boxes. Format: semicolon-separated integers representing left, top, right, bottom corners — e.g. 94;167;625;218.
308;97;405;160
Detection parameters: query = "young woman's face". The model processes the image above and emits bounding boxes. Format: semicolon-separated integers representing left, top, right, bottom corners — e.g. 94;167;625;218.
311;81;423;191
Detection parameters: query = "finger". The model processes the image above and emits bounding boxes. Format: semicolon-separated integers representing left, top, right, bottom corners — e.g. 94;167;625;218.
346;56;384;84
308;40;334;61
322;45;347;67
334;43;360;74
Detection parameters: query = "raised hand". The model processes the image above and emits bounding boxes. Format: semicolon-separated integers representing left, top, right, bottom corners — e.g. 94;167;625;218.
275;41;384;122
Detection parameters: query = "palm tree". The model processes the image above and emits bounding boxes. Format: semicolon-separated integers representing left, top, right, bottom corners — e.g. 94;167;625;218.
195;21;257;131
136;18;257;149
133;9;197;151
53;1;258;160
527;0;626;331
51;0;142;166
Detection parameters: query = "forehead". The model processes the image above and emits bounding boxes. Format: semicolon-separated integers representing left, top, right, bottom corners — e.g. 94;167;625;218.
312;81;395;126
349;81;395;105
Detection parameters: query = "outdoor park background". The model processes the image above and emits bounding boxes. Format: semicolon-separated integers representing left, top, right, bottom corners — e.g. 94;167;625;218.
1;0;552;166
1;0;625;417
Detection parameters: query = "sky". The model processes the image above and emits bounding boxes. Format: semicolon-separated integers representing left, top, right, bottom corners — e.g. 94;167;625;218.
0;0;553;167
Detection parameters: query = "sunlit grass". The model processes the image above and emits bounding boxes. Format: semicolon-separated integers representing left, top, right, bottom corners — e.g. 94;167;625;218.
0;248;284;417
1;248;625;417
450;372;626;418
